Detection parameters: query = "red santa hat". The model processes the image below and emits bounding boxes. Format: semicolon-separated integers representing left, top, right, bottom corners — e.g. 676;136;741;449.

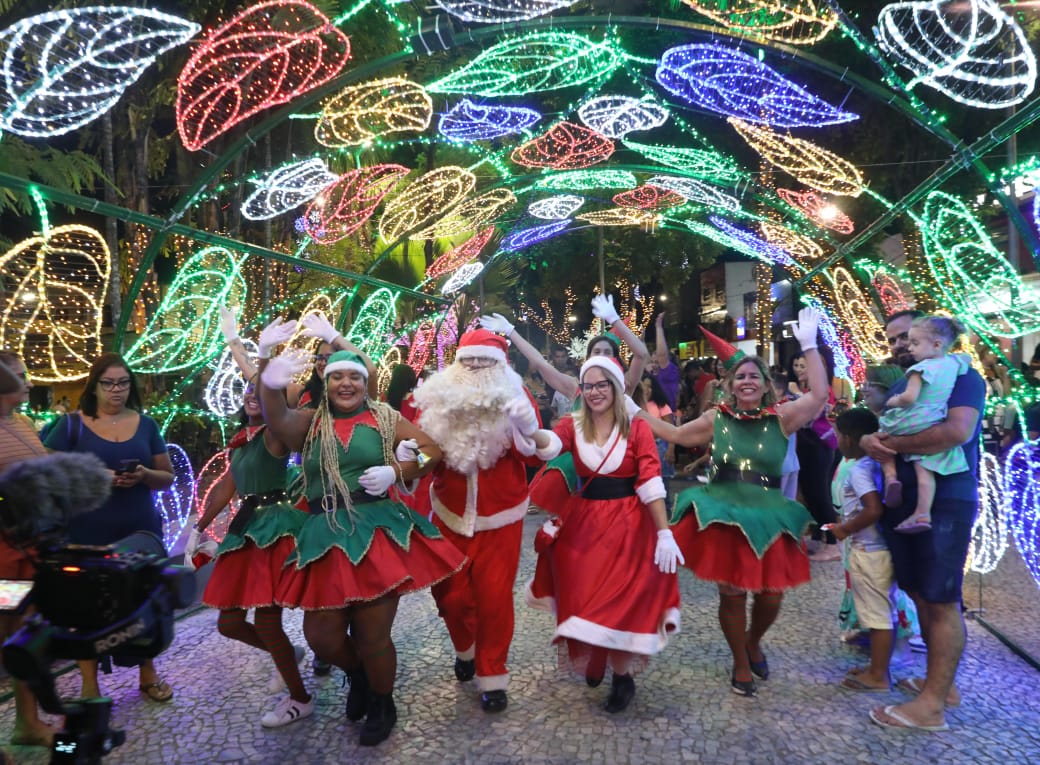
579;355;625;390
455;328;509;364
700;325;747;371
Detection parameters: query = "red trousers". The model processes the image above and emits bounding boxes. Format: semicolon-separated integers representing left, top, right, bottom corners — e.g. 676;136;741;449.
431;518;522;692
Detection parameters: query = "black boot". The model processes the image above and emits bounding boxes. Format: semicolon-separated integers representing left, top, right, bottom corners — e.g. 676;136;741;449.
454;657;475;682
345;668;370;721
480;689;507;713
603;674;635;713
359;693;397;747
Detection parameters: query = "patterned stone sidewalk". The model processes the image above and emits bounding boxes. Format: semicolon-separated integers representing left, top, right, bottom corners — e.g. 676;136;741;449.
1;513;1037;765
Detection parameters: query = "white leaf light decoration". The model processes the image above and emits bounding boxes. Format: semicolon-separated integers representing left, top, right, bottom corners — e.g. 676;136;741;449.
874;0;1037;109
154;443;196;552
442;262;484;294
242;159;338;221
527;195;584;220
433;0;578;23
577;96;669;139
204;339;259;416
0;7;200;137
646;175;740;211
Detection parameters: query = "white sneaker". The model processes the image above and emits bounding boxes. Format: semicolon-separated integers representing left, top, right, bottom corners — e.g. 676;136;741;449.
267;644;307;694
261;694;314;728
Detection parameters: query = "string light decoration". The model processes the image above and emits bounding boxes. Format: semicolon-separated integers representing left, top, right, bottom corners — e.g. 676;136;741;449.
533;169;637;191
427;31;623;97
0;7;200;137
825;266;889;362
969;451;1009;574
501;219;572;251
125;246;248;373
344;287;398;358
706;216;800;270
729;118;864;197
302;164;409;245
776;188;854;234
241;158;337;220
204;339;259;416
176;0;350;151
919;190;1040;337
518;288;578;344
404;321;435;375
375;345;403;396
154;443;195;552
801;294;862;385
194;450;233;544
860;262;915;315
676;0;838;45
426;227;496;280
528;195;584;220
646;174;740;211
510;122;615;170
656;44;858;128
623;140;745;186
378;166;476;242
759;220;824;266
315;77;432;147
442;262;485;295
612;185;685;211
576;95;669;139
874;0;1037;109
1004;441;1040;589
577;208;660;229
432;0;577;23
439;98;541;142
409;189;516;240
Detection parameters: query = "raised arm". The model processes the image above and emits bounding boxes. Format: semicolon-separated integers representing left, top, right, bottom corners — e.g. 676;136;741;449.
219;306;258;380
637;408;716;449
256;319;316;451
653;312;669;370
300;312;380;399
480;313;579;398
776;308;829;436
591;294;649;394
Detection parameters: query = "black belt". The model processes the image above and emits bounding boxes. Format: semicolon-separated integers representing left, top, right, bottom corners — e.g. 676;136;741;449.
581;476;637;500
711;466;781;490
305;489;386;514
229;490;288;535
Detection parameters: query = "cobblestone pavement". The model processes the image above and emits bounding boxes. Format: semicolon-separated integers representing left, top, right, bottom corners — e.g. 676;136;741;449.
1;512;1038;765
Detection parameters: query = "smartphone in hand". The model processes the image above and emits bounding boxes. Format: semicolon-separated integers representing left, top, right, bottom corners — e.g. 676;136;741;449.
116;458;141;474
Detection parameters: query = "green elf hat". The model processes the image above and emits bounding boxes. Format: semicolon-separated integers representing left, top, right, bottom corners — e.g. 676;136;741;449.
700;325;746;372
323;350;368;379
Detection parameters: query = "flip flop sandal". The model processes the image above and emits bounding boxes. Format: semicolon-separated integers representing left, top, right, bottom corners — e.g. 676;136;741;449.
139;679;174;702
869;704;949;732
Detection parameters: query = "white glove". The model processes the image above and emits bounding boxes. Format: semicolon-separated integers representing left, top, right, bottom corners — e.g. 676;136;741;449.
219;306;239;343
591;294;620;325
654;529;685;574
505;396;539;437
300;311;341;345
358;465;397;496
183;527;201;570
541;517;561;540
260;348;312;390
395;438;418;463
791;307;821;352
624;395;641;419
479;313;514;336
257;317;298;359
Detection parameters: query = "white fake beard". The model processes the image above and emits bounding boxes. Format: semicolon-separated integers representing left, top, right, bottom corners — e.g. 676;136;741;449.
414;362;524;474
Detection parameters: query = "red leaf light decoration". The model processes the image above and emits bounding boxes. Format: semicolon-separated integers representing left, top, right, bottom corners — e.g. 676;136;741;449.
613;184;685;210
510;121;614;170
426;227;496;279
777;188;854;234
176;0;350;151
303;164;409;244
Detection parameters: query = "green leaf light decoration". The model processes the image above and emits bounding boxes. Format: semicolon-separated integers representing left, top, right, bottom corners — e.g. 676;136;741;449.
532;169;638;191
623;140;745;185
344;287;398;358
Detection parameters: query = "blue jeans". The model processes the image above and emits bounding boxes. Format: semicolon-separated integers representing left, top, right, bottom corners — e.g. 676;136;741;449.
656;438;675;479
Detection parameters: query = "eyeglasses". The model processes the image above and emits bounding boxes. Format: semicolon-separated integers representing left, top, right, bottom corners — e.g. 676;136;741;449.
314;354;331;362
98;378;131;391
579;381;613;394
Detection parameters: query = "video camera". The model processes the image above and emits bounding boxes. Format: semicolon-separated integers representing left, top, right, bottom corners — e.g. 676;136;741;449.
0;453;196;764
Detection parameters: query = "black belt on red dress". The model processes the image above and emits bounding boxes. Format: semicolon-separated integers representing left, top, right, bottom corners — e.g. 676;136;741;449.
711;465;781;489
581;476;637;500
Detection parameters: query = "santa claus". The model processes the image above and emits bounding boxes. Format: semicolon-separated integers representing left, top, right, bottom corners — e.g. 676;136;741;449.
413;329;557;713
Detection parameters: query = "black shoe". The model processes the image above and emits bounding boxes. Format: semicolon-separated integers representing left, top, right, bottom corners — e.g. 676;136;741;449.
585;673;604;688
312;657;331;677
747;648;769;680
603;674;635;713
731;670;757;697
480;689;508;713
345;668;370;721
454;657;475;682
359;693;397;746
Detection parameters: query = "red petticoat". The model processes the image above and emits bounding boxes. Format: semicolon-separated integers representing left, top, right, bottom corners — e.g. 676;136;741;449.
672;514;810;592
202;535;295;610
275;529;465;610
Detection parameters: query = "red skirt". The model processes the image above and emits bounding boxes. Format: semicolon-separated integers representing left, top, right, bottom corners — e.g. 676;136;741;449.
672;514;810;592
202;536;296;610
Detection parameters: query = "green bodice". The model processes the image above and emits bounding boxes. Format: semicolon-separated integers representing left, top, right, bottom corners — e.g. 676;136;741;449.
710;410;788;478
230;434;289;494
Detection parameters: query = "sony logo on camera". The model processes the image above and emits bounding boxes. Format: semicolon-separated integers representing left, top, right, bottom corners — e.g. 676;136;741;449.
93;619;148;654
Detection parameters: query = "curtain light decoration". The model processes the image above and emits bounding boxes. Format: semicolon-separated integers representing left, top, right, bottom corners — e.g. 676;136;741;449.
426;227;496;280
533;169;637;191
576;95;669;139
439;98;541;142
528;195;584;220
919;190;1040;338
824;266;889;362
0;201;110;383
874;0;1037;109
646;175;740;211
433;0;577;23
706;216;800;270
379;166;476;242
969;451;1008;574
729;118;863;197
194;450;233;544
623;140;745;185
677;0;838;45
0;7;200;137
176;0;350;151
315;77;432;147
612;185;685;211
204;340;259;416
154;443;195;553
518;288;577;343
577;208;660;229
1004;441;1040;589
656;44;858;128
302;164;409;245
344;288;398;358
759;220;824;266
501;219;572;251
776;188;854;234
442;262;485;295
241;158;337;221
125;247;248;373
376;345;403;396
427;32;622;97
511;122;615;170
409;189;516;241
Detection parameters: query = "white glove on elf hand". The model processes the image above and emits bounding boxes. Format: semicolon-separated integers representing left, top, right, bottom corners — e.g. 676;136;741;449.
260;348;312;390
257;317;298;359
479;313;515;337
624;395;641;419
358;465;396;496
591;294;620;325
183;527;202;571
654;529;685;574
300;311;341;345
505;397;539;437
395;438;419;463
219;306;239;343
791;307;821;352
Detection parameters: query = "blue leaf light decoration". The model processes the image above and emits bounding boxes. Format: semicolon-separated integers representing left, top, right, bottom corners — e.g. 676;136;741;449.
708;216;800;270
502;219;572;251
439;99;541;141
655;44;858;128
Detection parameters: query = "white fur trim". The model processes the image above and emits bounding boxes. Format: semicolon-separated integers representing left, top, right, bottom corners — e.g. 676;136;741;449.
456;644;475;661
580;356;624;389
512;430;537;456
536;431;562;461
636;476;666;504
554;608;681;656
432;493;528;537
477;673;509;692
455;344;508;364
524;578;556;614
324;359;368;378
573;420;625;474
